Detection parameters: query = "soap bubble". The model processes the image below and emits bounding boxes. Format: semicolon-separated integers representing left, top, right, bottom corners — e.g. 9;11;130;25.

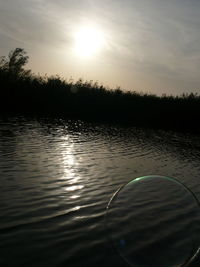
106;176;200;267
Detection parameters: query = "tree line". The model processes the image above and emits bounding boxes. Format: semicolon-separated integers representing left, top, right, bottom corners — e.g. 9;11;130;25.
0;48;200;132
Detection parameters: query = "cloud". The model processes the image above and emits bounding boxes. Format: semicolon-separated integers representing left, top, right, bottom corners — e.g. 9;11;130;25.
0;0;200;93
0;0;71;48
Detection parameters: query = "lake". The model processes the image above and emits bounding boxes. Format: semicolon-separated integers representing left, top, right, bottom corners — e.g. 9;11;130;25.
1;117;200;267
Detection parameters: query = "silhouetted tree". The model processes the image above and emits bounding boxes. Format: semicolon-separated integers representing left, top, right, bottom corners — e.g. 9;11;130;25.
0;56;8;71
0;48;30;76
0;48;200;132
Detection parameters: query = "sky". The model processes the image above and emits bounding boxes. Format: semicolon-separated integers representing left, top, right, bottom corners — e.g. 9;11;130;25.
0;0;200;95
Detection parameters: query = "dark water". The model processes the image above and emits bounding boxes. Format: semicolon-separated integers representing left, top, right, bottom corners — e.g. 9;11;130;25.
1;117;200;267
107;176;200;267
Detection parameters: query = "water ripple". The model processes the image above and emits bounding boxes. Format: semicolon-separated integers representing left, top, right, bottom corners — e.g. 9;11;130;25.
1;118;200;266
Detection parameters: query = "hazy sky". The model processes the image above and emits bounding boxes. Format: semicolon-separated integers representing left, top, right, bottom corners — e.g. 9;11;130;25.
0;0;200;95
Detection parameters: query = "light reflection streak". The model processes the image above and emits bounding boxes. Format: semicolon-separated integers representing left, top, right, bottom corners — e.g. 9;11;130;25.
72;206;81;211
60;135;84;198
66;185;84;191
70;195;80;199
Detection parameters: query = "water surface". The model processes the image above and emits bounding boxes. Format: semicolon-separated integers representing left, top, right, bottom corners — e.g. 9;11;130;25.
1;117;200;267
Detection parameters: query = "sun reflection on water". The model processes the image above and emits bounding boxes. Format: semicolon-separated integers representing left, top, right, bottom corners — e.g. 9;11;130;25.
60;135;84;198
66;185;84;191
70;195;80;199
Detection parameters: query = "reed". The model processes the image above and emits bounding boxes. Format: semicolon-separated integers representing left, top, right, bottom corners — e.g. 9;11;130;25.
1;49;200;132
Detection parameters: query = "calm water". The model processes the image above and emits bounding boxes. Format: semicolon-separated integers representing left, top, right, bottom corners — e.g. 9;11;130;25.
1;117;200;267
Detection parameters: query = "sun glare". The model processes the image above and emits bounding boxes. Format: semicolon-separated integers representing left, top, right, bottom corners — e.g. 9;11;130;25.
74;26;104;58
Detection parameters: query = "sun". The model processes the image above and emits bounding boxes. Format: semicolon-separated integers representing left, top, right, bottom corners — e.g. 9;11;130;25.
74;26;104;58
